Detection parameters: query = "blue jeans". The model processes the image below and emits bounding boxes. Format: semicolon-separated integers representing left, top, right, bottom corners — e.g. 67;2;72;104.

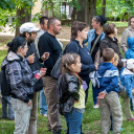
92;86;99;105
64;109;83;134
40;89;47;114
1;95;14;119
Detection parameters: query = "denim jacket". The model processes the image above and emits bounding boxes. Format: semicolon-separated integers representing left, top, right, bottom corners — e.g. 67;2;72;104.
84;29;105;51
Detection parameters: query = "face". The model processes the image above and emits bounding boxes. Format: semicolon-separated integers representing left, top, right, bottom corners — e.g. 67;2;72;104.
52;20;62;35
26;32;38;42
91;18;100;29
114;27;118;36
78;28;88;40
41;19;48;31
131;18;134;29
113;59;118;67
19;43;28;57
71;57;82;73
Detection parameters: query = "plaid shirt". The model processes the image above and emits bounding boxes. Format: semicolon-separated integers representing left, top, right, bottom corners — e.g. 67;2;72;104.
2;52;40;103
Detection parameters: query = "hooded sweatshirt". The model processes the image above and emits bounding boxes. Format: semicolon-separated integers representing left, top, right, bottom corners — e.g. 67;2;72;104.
125;37;134;59
1;51;40;103
90;62;119;93
120;68;134;99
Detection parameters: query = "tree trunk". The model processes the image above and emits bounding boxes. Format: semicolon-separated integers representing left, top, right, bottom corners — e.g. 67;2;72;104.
102;0;106;17
15;7;31;37
76;0;86;22
89;0;96;29
71;7;77;24
85;0;90;25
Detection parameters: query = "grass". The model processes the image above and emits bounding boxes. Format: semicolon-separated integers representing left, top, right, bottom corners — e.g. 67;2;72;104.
0;49;134;134
108;21;128;27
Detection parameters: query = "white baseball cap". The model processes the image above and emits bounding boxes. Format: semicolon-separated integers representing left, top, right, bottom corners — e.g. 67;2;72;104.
20;22;39;34
127;59;134;69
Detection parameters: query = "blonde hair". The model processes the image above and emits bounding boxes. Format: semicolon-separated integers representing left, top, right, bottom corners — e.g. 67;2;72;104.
61;53;82;84
114;53;119;62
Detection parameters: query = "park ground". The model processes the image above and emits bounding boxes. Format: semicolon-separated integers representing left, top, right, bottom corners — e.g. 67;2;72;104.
0;22;134;134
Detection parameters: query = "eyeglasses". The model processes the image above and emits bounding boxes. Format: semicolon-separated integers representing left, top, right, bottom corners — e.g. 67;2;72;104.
24;46;28;48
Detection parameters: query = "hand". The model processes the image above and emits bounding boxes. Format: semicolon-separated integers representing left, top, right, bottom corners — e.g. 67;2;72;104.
27;53;35;64
97;97;100;106
41;52;50;61
74;100;78;103
40;68;47;77
95;65;98;70
27;100;32;107
123;62;126;68
98;91;106;99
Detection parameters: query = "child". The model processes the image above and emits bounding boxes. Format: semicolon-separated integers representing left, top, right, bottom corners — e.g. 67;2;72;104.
91;48;122;134
125;37;134;110
120;59;134;121
125;37;134;59
58;53;86;134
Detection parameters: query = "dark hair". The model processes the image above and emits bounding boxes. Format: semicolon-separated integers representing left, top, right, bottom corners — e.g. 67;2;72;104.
71;21;87;39
103;23;116;35
102;48;114;62
47;17;60;29
61;53;82;84
93;15;107;26
7;36;27;53
129;16;134;26
39;16;48;25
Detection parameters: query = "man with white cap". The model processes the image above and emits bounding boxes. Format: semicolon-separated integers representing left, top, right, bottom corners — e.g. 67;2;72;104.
20;22;49;134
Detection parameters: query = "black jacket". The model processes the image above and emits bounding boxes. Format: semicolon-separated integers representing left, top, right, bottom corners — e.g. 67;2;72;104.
58;73;80;115
100;36;123;70
26;42;41;71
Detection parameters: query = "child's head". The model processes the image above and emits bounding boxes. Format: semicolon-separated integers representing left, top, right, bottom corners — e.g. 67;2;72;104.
127;37;134;49
113;53;119;67
61;53;82;74
127;59;134;72
102;48;114;63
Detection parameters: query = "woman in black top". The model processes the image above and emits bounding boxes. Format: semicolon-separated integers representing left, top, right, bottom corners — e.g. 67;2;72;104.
65;21;97;103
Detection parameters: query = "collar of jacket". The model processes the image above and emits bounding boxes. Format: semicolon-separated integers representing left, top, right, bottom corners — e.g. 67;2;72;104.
128;26;134;31
105;35;118;43
7;51;23;62
71;38;84;45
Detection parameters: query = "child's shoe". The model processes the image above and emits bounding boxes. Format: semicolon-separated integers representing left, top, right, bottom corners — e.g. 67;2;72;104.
93;104;99;109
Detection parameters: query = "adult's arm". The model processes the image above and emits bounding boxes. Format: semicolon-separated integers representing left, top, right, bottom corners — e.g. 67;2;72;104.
121;29;129;54
38;35;55;68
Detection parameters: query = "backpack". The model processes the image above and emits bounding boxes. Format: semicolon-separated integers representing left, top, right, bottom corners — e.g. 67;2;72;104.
0;67;12;96
0;59;21;96
50;41;80;79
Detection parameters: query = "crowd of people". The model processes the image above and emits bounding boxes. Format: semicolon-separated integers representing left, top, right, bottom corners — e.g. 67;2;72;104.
1;15;134;134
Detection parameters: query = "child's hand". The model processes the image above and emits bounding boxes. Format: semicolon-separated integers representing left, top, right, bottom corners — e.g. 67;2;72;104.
119;91;124;95
97;97;100;106
98;91;106;99
74;100;79;103
40;68;47;77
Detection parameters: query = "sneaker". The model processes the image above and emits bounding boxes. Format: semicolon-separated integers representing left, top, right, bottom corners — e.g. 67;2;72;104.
93;104;99;109
127;117;134;121
40;113;47;117
53;130;61;134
